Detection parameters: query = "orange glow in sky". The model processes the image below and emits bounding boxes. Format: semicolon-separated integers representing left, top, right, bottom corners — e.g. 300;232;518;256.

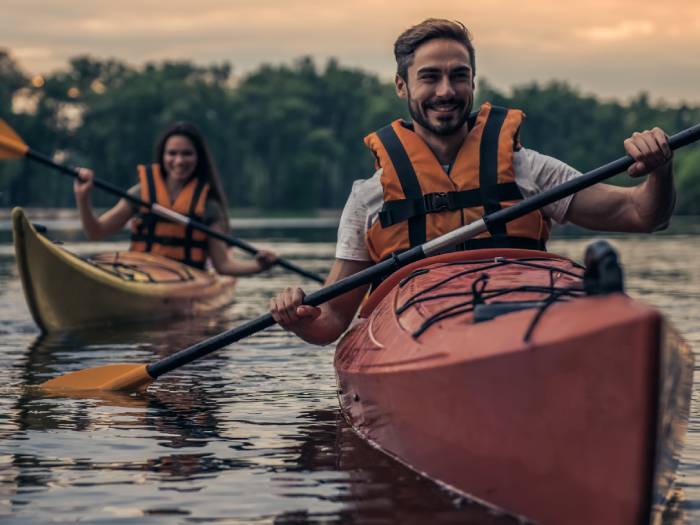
4;0;700;102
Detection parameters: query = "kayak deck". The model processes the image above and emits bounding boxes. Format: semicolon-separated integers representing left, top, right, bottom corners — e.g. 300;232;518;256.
335;249;693;524
12;207;237;332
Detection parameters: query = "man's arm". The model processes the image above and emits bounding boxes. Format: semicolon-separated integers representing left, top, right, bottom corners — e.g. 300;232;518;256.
270;170;378;345
269;258;372;345
565;128;675;232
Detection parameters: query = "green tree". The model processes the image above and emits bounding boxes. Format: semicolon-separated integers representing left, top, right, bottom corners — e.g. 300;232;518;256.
2;49;698;214
675;146;700;214
72;59;237;208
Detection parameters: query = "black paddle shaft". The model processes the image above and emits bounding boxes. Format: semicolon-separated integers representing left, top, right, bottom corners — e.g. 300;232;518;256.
145;122;700;380
146;254;408;378
25;148;325;283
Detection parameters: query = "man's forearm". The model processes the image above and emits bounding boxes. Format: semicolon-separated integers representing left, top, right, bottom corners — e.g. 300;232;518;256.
290;307;353;346
634;163;675;232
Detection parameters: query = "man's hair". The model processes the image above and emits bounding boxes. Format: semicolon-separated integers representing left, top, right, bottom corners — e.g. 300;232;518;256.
394;18;476;82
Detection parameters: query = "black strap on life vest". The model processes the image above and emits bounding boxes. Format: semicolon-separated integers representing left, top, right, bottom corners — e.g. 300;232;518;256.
379;183;523;227
479;106;508;236
183;176;208;265
130;227;209;269
376;124;426;247
130;166;209;269
144;165;158;252
376;107;538;250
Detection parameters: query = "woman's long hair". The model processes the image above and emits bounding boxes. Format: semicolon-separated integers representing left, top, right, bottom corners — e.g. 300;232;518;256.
154;122;230;229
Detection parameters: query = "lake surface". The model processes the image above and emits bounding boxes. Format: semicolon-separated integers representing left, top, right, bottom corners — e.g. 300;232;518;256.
0;219;698;524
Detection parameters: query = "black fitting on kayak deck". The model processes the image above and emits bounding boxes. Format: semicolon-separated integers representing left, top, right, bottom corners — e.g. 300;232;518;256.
471;274;489;305
583;240;624;295
474;301;545;323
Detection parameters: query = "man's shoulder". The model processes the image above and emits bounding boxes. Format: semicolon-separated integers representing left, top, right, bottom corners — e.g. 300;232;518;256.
514;147;578;174
514;146;548;164
352;168;382;187
348;168;383;204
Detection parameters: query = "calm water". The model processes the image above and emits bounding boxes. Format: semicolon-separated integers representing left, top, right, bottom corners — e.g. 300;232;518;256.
0;223;699;524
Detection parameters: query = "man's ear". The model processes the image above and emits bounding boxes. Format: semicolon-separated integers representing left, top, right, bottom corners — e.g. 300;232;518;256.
395;74;408;100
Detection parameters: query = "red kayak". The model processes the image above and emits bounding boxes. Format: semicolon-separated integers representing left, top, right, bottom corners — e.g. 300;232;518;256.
335;246;693;524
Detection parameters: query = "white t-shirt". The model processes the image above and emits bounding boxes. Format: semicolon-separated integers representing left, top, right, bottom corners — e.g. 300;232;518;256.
335;147;582;261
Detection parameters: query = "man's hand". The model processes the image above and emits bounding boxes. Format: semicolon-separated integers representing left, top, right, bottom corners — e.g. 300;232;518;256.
270;287;322;333
268;258;371;345
624;127;673;178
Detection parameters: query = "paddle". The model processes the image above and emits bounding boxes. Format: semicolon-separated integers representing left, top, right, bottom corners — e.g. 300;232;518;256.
38;122;700;392
0;119;325;284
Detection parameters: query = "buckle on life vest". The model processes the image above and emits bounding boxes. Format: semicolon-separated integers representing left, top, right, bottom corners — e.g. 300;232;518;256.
425;192;451;212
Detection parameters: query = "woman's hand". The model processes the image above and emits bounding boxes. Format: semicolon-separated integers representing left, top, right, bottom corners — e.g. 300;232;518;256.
255;249;277;272
73;168;95;203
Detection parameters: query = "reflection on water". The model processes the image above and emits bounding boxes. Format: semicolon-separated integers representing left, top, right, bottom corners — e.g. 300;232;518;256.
0;228;699;524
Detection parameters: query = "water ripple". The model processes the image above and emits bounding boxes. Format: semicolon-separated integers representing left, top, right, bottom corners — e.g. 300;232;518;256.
0;235;697;524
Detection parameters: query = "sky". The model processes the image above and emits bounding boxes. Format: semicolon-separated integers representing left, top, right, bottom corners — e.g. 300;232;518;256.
3;0;700;104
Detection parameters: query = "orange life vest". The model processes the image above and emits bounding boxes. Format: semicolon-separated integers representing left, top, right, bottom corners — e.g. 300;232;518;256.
364;102;550;262
129;164;210;269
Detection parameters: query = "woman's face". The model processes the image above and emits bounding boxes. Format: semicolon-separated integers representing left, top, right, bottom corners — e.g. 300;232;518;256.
163;135;198;184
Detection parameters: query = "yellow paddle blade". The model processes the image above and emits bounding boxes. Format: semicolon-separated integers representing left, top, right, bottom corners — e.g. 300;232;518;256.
40;388;150;407
0;119;29;159
40;363;153;392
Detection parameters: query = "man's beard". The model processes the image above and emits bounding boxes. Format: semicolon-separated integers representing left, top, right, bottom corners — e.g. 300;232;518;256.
407;90;471;137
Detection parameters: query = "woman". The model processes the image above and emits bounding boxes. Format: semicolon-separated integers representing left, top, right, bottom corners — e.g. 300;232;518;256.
74;121;276;275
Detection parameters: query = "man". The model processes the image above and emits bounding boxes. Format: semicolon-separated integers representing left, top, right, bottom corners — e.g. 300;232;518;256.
270;18;675;344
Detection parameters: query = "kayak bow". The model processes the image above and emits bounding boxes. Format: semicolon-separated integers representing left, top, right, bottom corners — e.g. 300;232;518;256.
335;247;693;524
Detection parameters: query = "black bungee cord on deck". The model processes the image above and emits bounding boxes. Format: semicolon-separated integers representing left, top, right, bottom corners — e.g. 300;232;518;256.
395;257;587;339
91;257;194;283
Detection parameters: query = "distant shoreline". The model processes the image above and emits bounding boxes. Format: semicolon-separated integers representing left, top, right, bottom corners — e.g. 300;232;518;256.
0;207;341;231
0;207;342;220
1;208;697;236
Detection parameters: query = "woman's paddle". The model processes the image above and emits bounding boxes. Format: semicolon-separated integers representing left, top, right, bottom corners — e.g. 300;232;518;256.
38;122;700;393
0;119;325;284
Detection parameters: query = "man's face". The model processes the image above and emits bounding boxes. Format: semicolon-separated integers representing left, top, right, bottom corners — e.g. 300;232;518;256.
396;38;475;137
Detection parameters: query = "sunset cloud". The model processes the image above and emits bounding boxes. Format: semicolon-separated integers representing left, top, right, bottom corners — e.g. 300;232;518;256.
577;21;656;42
3;0;700;103
12;46;55;61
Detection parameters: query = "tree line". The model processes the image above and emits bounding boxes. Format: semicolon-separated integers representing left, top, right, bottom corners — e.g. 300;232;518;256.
1;49;699;214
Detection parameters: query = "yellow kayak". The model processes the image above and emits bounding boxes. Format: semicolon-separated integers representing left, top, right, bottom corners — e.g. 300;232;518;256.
12;207;237;332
